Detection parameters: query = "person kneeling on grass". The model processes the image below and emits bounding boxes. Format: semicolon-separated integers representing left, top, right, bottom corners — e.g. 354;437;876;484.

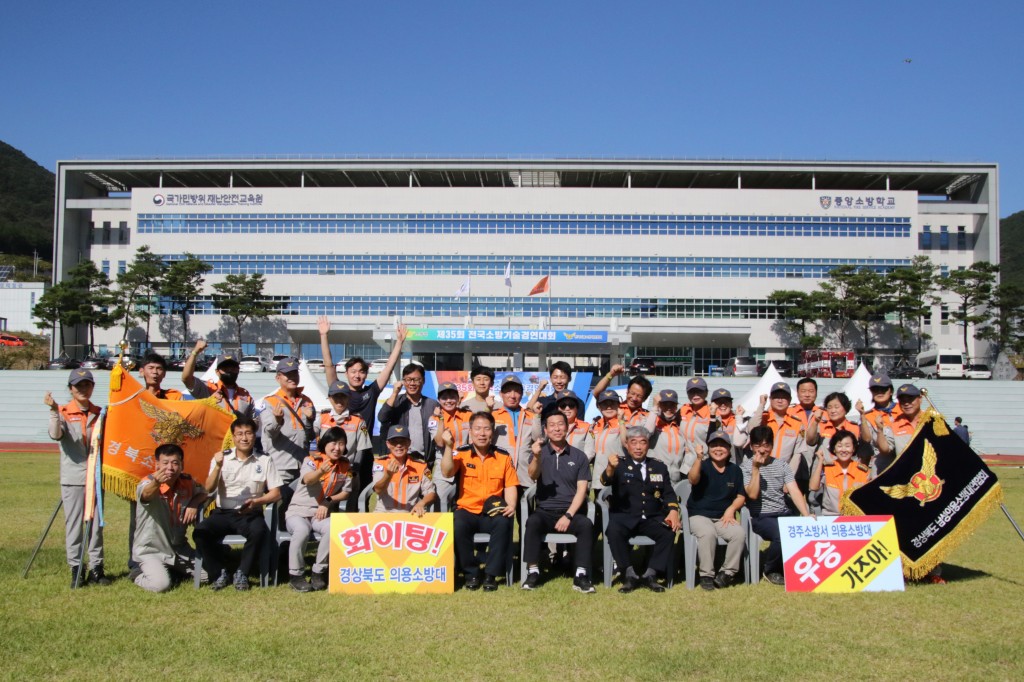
194;417;283;591
521;411;596;594
440;411;519;592
373;425;438;515
742;425;815;585
286;426;353;592
686;430;747;591
131;443;207;592
601;426;681;593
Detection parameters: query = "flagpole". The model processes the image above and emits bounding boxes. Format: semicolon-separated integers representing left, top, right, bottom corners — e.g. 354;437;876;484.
507;280;512;330
547;270;552;330
468;276;472;327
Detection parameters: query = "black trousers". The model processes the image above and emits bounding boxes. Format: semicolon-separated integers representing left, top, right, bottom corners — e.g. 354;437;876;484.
606;513;675;575
453;508;513;578
751;512;785;574
523;508;594;574
194;508;268;578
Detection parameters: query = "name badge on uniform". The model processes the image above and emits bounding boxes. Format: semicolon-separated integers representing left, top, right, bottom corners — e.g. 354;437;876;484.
408;476;420;483
255;464;263;474
649;473;663;483
466;463;476;469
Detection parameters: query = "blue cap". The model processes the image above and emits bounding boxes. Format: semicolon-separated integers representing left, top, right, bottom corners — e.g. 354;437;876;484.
276;357;299;373
711;388;732;401
896;383;921;398
658;389;679;403
869;373;893;389
327;380;352;397
68;369;95;385
387;425;412;441
707;430;733;446
597;390;619;404
686;377;708;393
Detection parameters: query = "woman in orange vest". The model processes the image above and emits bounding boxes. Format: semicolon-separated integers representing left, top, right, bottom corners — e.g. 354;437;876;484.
805;392;860;462
808;429;870;515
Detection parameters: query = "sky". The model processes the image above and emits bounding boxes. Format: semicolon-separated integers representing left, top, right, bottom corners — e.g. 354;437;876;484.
2;1;1022;215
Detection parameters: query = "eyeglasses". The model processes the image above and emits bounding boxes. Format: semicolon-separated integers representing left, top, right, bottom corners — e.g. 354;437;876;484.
403;377;424;384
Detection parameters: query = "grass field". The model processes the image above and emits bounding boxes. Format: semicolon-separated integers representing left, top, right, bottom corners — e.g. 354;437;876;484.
1;453;1022;681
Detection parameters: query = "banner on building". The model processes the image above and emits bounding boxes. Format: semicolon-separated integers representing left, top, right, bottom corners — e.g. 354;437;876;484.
329;513;455;594
780;516;904;592
842;410;1003;579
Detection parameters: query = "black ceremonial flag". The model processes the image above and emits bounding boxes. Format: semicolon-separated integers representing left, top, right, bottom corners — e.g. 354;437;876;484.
842;410;1003;579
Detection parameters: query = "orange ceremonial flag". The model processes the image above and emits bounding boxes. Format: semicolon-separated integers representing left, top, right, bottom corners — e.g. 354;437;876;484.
528;275;550;296
101;364;235;501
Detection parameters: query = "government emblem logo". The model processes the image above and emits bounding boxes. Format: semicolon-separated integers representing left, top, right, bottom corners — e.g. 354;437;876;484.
820;196;832;209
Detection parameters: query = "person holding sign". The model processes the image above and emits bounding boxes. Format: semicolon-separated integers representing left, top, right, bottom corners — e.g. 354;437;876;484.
686;431;747;590
373;425;438;515
131;444;207;592
521;412;596;593
601;426;681;593
742;425;815;585
440;412;519;591
808;429;870;516
285;427;354;592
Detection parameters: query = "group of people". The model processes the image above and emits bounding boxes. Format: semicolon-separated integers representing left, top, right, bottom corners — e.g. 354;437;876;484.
47;329;940;594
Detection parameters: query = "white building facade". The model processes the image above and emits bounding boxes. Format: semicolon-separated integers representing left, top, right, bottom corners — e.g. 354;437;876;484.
52;159;999;373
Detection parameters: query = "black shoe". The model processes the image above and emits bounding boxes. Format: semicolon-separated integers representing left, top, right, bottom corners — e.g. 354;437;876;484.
463;574;481;591
642;575;666;593
210;570;230;591
289;575;313;593
572;575;596;594
233;569;250;591
128;566;143;583
521;572;540;590
765;572;786;586
714;571;735;589
618;575;640;594
88;566;111;586
482;575;498;592
310;571;328;592
70;566;85;589
699;576;716;591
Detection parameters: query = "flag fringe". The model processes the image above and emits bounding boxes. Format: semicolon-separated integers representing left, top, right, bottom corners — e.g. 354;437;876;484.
844;483;1004;579
102;466;142;502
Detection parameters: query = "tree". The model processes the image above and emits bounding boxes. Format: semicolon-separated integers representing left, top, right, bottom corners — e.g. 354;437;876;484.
65;260;116;354
211;273;279;349
159;254;212;345
110;246;166;344
819;265;889;351
977;282;1024;358
767;289;825;349
885;256;936;353
935;261;999;361
33;281;75;352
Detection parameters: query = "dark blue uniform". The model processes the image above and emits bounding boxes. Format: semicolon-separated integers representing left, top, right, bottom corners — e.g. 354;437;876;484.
602;456;680;577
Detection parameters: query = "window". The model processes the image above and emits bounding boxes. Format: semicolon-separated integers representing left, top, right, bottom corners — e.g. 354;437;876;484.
921;225;932;249
957;226;967;250
939;226;949;249
941;304;949;324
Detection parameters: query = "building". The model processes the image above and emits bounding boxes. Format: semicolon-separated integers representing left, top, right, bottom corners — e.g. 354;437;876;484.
51;158;999;373
0;281;45;334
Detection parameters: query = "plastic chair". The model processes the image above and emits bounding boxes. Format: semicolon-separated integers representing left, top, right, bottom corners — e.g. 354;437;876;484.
678;479;751;589
595;487;678;589
193;502;276;589
748;524;765;583
518;484;596;580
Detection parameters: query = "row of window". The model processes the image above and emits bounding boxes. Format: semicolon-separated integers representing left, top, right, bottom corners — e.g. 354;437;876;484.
137;213;912;238
159;254;910;278
141;212;911;223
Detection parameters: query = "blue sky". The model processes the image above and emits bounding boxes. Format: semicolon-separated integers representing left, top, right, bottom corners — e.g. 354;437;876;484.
2;1;1022;215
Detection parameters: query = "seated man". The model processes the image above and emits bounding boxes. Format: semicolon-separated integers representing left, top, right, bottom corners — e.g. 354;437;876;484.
601;426;681;593
285;426;353;592
131;443;207;592
521;411;596;593
373;425;438;515
686;431;746;591
194;417;283;591
440;412;519;591
742;425;815;585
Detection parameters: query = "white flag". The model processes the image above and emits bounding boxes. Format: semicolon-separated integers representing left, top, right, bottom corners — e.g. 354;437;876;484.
454;277;470;299
504;261;512;287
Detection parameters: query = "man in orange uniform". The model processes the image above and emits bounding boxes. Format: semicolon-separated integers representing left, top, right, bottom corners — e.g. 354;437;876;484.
440;412;519;591
373;425;437;514
491;375;536;484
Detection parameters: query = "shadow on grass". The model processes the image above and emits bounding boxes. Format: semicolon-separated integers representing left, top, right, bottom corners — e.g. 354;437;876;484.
937;563;990;583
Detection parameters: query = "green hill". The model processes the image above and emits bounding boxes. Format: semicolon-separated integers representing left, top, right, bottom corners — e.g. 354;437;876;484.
1002;210;1024;289
0;141;54;258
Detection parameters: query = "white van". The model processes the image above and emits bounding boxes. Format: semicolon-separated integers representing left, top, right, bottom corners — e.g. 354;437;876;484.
917;348;966;379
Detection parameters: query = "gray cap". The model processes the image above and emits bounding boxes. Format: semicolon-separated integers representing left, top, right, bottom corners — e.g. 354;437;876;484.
327;380;352;397
706;430;732;446
276;357;300;373
500;375;524;390
216;353;239;366
770;382;792;397
686;377;709;393
386;425;412;441
711;388;733;401
869;373;893;390
68;369;95;385
597;389;620;404
896;383;921;398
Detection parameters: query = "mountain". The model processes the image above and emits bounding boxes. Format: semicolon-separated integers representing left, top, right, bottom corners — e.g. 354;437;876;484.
0;140;54;257
1002;210;1024;289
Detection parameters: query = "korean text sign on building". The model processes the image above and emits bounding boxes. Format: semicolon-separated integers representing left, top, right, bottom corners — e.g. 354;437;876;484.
329;513;455;594
779;516;904;592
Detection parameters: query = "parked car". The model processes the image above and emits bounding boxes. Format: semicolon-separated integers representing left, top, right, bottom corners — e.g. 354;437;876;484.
106;354;140;370
306;359;325;372
49;356;81;370
629;357;656;374
889;361;926;380
239;356;264;373
724;356;758;377
368;359;389;374
269;354;290;371
0;334;26;347
79;356;108;370
966;363;992;380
